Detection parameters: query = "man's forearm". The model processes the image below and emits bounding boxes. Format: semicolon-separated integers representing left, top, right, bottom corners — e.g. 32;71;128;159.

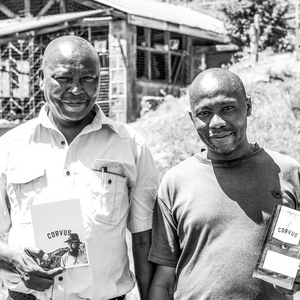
147;265;176;300
148;284;174;300
134;252;155;300
132;230;155;300
0;237;21;272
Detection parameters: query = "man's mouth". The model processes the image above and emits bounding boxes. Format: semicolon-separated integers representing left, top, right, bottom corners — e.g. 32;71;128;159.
61;101;87;112
64;102;86;106
209;132;233;139
62;99;87;104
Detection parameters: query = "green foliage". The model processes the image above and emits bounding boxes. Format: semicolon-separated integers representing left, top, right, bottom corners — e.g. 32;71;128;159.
222;0;290;52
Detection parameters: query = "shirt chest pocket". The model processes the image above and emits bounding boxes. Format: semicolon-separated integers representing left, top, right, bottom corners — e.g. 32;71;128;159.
90;170;127;226
89;160;131;226
8;167;47;224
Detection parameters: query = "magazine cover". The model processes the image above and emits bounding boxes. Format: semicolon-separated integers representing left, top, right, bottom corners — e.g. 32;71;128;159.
253;204;300;289
30;198;89;270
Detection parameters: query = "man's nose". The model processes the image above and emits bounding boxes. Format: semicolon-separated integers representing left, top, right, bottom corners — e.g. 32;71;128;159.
209;114;226;128
68;81;83;95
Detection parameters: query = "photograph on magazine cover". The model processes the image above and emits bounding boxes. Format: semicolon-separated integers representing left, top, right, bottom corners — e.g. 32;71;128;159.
30;198;89;270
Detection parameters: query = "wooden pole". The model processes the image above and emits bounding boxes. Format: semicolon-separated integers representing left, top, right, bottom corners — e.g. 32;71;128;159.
296;0;299;60
249;13;260;64
24;0;32;17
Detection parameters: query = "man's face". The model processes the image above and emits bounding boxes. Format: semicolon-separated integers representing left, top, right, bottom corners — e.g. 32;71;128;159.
39;43;100;124
190;83;251;161
69;242;80;254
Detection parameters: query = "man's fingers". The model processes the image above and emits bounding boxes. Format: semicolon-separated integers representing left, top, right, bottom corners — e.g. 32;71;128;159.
273;284;295;296
46;267;65;278
293;281;300;292
22;274;55;291
23;245;48;260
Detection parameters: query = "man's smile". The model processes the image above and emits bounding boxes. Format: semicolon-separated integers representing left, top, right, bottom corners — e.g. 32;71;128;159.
209;131;233;139
60;101;87;111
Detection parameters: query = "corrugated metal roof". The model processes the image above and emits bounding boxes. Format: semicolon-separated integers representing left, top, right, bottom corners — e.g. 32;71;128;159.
94;0;226;35
0;0;228;42
0;9;107;38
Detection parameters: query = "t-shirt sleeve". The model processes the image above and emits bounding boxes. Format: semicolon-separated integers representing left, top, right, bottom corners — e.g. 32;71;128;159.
127;141;158;233
0;138;11;236
148;177;180;267
295;162;300;208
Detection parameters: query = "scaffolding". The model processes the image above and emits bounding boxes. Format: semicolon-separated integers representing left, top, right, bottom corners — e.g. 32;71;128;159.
0;0;110;121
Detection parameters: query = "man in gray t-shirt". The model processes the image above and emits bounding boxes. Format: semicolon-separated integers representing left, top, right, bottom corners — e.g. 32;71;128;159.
148;68;300;300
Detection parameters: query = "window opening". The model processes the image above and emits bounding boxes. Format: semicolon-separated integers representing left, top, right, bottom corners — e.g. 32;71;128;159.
136;26;188;85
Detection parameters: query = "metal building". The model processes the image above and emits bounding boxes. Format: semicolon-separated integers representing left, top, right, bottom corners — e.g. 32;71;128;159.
0;0;238;125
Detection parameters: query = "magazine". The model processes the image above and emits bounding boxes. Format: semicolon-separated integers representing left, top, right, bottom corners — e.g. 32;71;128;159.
253;204;300;289
30;198;89;270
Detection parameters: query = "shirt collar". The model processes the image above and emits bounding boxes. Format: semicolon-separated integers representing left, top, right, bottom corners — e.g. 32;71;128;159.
39;103;119;134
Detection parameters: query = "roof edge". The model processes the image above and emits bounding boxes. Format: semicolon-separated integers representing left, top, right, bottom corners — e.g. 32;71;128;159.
128;14;229;43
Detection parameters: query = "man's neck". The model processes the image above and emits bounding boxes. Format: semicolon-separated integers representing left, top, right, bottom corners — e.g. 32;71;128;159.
52;110;95;145
204;142;256;162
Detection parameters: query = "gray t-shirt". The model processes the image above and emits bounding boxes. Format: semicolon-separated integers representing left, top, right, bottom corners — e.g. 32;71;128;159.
149;146;300;300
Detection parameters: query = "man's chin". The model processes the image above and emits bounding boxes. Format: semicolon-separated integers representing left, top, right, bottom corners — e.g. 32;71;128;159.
61;112;88;122
207;135;246;158
211;148;237;157
208;142;240;158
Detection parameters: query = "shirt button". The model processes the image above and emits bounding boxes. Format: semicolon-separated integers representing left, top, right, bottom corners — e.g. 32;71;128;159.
58;276;63;281
108;179;112;184
61;141;65;145
66;171;70;176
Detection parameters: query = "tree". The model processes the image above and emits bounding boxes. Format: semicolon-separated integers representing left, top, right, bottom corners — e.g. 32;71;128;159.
222;0;290;52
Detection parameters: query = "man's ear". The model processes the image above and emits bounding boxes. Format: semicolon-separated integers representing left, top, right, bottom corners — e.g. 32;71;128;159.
38;68;45;91
188;110;199;129
246;96;252;117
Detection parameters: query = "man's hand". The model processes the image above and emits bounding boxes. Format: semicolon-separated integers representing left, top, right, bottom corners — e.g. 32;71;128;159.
12;245;64;291
291;281;300;295
273;280;300;297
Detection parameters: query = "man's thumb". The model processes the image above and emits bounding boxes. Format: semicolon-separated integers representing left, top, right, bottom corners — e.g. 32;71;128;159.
23;244;48;260
47;267;65;278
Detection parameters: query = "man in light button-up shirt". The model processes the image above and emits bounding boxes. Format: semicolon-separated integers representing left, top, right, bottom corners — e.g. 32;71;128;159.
0;36;158;300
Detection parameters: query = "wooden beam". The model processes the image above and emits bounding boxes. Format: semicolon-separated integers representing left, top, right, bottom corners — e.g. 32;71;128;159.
129;15;168;31
249;13;260;63
71;0;104;9
179;24;229;43
81;16;112;26
24;0;31;17
59;0;66;14
0;2;16;18
166;31;171;83
0;23;69;45
0;31;35;45
296;0;299;59
35;23;69;35
129;14;229;43
193;45;238;54
37;0;57;17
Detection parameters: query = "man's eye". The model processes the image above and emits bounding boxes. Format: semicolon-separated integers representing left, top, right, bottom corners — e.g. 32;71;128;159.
223;106;234;111
197;111;210;117
55;77;70;82
83;76;95;82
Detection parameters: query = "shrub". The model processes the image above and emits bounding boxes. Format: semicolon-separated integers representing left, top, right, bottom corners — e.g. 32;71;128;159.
222;0;290;53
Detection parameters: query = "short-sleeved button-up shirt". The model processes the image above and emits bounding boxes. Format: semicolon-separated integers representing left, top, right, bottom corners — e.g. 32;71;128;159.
0;104;158;300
